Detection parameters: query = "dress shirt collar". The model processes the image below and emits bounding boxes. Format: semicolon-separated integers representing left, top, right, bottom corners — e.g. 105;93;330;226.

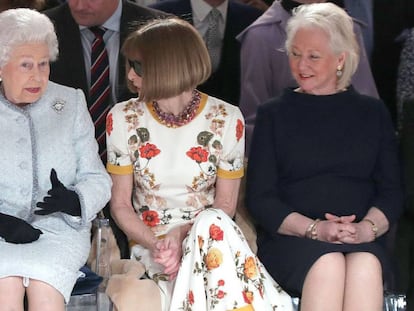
281;0;344;13
191;0;228;24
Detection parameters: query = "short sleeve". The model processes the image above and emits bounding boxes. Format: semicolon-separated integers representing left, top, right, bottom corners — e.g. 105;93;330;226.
106;102;134;175
217;105;245;179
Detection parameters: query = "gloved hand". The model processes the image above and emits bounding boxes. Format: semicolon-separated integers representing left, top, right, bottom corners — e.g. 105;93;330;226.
0;212;42;243
35;168;81;217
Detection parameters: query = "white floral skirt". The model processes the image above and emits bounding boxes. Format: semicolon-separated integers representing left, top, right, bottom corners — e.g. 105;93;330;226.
132;208;293;311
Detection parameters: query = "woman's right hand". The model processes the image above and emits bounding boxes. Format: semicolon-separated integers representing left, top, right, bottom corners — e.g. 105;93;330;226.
315;219;345;243
0;212;42;243
317;213;380;244
152;223;192;280
153;236;182;280
316;213;356;243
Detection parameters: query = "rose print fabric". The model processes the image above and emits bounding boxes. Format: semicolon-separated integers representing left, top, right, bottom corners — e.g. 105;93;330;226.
169;209;293;311
106;92;245;237
106;92;292;310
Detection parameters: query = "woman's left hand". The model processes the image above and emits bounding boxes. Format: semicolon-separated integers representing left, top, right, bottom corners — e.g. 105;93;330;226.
153;236;182;280
35;168;81;216
325;213;375;244
153;224;192;280
336;221;376;244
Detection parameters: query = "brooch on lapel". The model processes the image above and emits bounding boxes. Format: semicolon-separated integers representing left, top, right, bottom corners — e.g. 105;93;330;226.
52;99;65;113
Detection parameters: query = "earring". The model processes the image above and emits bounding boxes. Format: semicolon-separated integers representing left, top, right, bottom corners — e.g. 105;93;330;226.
336;66;343;77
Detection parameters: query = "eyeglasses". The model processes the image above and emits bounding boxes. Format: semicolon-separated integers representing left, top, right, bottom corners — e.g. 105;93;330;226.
128;59;143;77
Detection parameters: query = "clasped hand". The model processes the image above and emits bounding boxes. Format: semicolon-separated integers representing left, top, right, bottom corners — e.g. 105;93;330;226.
151;225;190;281
316;213;374;244
35;168;81;216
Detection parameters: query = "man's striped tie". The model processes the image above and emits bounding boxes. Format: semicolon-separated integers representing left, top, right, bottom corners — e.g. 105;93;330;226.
89;26;110;163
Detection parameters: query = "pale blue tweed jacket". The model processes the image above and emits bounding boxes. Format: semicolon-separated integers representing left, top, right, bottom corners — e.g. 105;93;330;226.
0;81;112;302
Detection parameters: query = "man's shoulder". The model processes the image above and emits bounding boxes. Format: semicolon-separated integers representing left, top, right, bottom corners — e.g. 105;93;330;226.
149;0;189;14
228;0;262;17
123;0;169;18
43;3;78;33
43;2;68;18
121;1;171;35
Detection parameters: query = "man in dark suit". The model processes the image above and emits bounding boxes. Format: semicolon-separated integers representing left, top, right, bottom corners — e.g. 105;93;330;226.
397;98;414;309
150;0;262;106
44;0;167;259
44;0;166;106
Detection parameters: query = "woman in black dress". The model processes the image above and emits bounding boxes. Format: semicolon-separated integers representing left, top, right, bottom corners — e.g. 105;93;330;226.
246;3;403;311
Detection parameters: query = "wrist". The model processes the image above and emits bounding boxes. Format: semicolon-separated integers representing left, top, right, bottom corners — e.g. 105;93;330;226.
362;218;378;240
305;218;320;240
169;223;192;242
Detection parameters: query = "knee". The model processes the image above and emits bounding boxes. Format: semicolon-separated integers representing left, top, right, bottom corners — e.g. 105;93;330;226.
308;252;347;282
318;252;346;268
302;253;347;301
0;276;25;310
193;208;231;229
26;279;64;310
0;297;24;311
346;252;382;278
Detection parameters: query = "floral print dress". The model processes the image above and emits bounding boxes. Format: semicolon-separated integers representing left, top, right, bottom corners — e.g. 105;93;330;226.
106;92;293;311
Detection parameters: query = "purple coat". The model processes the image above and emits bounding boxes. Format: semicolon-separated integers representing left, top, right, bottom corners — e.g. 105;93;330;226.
237;1;378;154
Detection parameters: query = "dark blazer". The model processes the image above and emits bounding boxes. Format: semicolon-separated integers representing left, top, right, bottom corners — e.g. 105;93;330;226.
44;0;166;105
372;0;414;125
396;98;414;300
400;99;414;223
150;0;262;106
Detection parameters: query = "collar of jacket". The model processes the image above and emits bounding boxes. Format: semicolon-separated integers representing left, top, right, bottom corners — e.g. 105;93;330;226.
281;0;344;13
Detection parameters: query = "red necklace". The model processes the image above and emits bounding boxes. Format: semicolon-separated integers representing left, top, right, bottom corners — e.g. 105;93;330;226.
152;90;201;128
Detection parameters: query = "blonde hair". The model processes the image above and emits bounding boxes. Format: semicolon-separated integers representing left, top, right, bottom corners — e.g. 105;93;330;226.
285;2;359;90
122;18;211;102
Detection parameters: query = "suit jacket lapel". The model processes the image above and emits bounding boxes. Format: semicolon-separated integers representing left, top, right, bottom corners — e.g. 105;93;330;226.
52;4;89;99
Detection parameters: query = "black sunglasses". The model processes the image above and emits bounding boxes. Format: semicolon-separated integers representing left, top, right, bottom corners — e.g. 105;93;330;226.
128;59;143;77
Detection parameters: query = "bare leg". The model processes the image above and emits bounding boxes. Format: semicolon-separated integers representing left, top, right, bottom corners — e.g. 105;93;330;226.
300;252;346;311
0;276;25;311
26;279;64;311
343;252;383;311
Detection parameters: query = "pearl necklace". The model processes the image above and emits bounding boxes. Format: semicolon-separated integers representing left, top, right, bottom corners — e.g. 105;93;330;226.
152;90;201;128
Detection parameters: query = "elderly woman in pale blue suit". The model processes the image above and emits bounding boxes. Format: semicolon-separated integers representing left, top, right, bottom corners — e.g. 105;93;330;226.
0;8;111;310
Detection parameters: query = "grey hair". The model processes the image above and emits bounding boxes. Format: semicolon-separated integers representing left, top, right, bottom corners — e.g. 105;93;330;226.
0;8;58;67
285;3;359;90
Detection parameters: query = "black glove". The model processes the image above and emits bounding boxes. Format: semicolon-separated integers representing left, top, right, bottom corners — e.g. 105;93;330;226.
35;168;81;217
0;212;42;243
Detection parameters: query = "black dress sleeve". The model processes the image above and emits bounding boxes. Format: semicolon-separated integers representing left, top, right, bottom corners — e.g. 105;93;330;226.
370;101;404;224
246;101;294;236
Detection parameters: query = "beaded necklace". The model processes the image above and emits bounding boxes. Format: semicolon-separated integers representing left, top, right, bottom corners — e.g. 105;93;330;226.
152;90;201;128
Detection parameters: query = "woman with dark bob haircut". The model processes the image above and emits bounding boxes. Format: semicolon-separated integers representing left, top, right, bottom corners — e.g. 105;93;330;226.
105;18;293;311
